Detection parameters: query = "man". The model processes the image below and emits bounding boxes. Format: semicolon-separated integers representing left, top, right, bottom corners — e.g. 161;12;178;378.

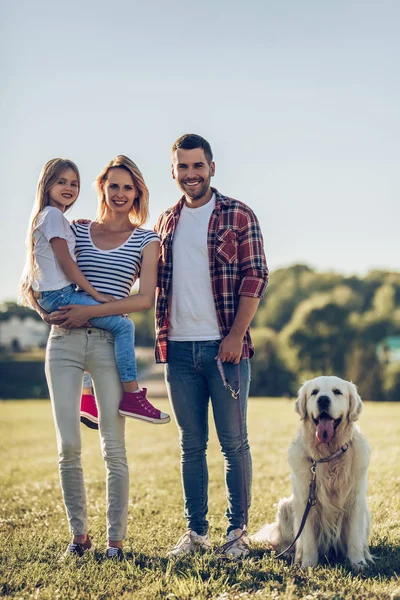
155;134;268;558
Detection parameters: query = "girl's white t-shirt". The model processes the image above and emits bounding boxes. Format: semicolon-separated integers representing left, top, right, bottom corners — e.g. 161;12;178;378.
168;194;221;341
32;206;76;291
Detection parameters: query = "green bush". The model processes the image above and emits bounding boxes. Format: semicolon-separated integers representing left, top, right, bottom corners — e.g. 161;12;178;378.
0;359;48;399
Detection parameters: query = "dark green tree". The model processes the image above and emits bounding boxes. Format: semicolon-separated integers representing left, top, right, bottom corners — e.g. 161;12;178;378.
250;328;296;397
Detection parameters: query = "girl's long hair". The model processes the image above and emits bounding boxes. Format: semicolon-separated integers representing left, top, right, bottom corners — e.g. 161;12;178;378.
95;155;149;227
18;158;80;307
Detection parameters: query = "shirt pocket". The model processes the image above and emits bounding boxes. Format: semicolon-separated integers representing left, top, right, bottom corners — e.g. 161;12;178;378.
215;229;238;264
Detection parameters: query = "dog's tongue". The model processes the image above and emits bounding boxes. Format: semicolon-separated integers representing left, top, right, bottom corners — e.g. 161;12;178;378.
316;418;334;444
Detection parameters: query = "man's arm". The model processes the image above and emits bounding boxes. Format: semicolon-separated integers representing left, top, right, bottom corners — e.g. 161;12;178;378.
237;207;268;297
218;205;268;363
217;296;260;364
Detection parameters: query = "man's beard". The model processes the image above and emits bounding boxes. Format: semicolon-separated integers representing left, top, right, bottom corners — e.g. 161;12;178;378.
180;177;211;201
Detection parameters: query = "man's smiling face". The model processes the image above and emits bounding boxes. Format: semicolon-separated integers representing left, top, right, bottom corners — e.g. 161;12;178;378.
172;147;215;203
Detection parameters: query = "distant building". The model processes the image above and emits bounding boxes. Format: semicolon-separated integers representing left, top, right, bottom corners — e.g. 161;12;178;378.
377;336;400;364
0;316;49;351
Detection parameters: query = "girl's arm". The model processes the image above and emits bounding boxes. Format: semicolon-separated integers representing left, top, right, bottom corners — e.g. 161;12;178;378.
51;238;115;303
50;240;160;328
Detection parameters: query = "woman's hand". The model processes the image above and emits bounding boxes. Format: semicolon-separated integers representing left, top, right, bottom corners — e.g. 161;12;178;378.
94;292;117;303
42;311;67;326
72;218;91;224
49;305;92;328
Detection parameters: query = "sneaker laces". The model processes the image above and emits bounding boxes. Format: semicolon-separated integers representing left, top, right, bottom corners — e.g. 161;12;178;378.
66;542;84;555
171;531;192;551
216;528;247;554
107;546;122;558
136;392;159;416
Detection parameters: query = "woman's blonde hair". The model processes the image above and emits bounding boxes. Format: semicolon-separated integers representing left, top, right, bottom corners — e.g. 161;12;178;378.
95;155;149;227
19;158;80;307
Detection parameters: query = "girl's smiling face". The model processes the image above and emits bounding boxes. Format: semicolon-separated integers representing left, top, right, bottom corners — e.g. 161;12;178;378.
103;167;138;216
48;167;79;211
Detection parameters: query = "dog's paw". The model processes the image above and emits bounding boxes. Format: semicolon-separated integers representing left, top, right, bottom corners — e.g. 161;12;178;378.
250;522;280;547
349;556;368;571
300;554;319;569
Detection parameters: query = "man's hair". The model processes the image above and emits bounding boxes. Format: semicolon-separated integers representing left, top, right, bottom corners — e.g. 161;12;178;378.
172;134;213;164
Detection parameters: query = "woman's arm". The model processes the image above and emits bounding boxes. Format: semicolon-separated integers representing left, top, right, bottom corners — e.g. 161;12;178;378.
51;238;115;303
28;290;68;326
50;241;160;328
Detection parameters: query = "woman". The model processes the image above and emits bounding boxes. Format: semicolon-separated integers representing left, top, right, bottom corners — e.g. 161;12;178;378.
34;155;160;560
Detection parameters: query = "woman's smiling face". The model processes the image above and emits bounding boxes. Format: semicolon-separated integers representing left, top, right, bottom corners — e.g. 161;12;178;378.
103;167;138;216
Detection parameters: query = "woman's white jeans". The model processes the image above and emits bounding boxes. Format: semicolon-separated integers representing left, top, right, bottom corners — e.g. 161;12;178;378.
45;326;129;540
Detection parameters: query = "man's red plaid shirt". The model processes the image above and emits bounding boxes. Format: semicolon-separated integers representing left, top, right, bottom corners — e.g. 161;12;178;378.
154;189;269;363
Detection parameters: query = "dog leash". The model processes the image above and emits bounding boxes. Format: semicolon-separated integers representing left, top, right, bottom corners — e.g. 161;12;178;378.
275;443;349;559
215;357;249;554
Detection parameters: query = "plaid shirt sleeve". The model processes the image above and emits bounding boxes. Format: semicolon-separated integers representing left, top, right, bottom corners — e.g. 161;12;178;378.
236;206;268;298
154;209;174;363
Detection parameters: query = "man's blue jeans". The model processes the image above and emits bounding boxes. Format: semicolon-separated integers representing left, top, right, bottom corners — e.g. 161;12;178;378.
38;284;136;382
165;340;252;536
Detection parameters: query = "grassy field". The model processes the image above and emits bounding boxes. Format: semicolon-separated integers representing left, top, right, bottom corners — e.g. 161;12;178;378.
1;399;399;600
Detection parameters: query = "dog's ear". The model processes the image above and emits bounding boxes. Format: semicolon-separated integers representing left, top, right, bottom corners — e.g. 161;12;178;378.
347;381;363;422
295;381;308;419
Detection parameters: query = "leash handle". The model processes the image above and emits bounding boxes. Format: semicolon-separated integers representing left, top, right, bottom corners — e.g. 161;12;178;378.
216;357;240;400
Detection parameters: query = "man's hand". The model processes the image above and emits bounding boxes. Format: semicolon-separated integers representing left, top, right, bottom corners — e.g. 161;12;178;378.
49;305;92;328
216;332;243;364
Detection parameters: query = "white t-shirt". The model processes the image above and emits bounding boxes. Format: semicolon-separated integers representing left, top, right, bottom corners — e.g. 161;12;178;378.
32;206;76;291
168;194;221;341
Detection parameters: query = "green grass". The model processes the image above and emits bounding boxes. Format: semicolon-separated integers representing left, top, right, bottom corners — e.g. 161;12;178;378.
1;399;399;600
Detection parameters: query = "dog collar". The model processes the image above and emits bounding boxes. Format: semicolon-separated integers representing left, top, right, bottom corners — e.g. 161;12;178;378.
309;442;349;465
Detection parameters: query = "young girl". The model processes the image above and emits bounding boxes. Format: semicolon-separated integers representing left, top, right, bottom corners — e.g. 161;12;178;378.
20;158;169;425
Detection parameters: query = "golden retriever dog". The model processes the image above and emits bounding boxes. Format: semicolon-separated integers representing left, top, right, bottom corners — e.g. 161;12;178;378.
252;376;372;569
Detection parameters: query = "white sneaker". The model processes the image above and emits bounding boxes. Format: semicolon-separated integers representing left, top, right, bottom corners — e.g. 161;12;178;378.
167;530;212;557
223;528;250;559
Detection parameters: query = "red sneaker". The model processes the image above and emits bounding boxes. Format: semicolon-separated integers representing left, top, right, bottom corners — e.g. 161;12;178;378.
80;394;99;430
119;389;170;424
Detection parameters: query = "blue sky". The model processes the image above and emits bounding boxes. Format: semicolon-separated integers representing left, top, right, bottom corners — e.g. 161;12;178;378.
1;0;399;303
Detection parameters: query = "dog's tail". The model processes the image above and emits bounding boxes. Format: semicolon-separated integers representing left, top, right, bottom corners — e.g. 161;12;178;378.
251;496;294;552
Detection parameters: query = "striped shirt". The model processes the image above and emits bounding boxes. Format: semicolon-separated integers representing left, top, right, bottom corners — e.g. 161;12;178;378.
71;222;159;299
155;188;269;363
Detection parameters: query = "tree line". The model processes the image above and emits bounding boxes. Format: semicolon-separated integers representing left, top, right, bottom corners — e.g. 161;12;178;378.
250;264;400;400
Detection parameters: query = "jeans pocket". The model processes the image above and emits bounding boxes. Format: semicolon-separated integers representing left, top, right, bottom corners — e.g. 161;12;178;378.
49;327;70;341
38;297;57;313
39;288;70;313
